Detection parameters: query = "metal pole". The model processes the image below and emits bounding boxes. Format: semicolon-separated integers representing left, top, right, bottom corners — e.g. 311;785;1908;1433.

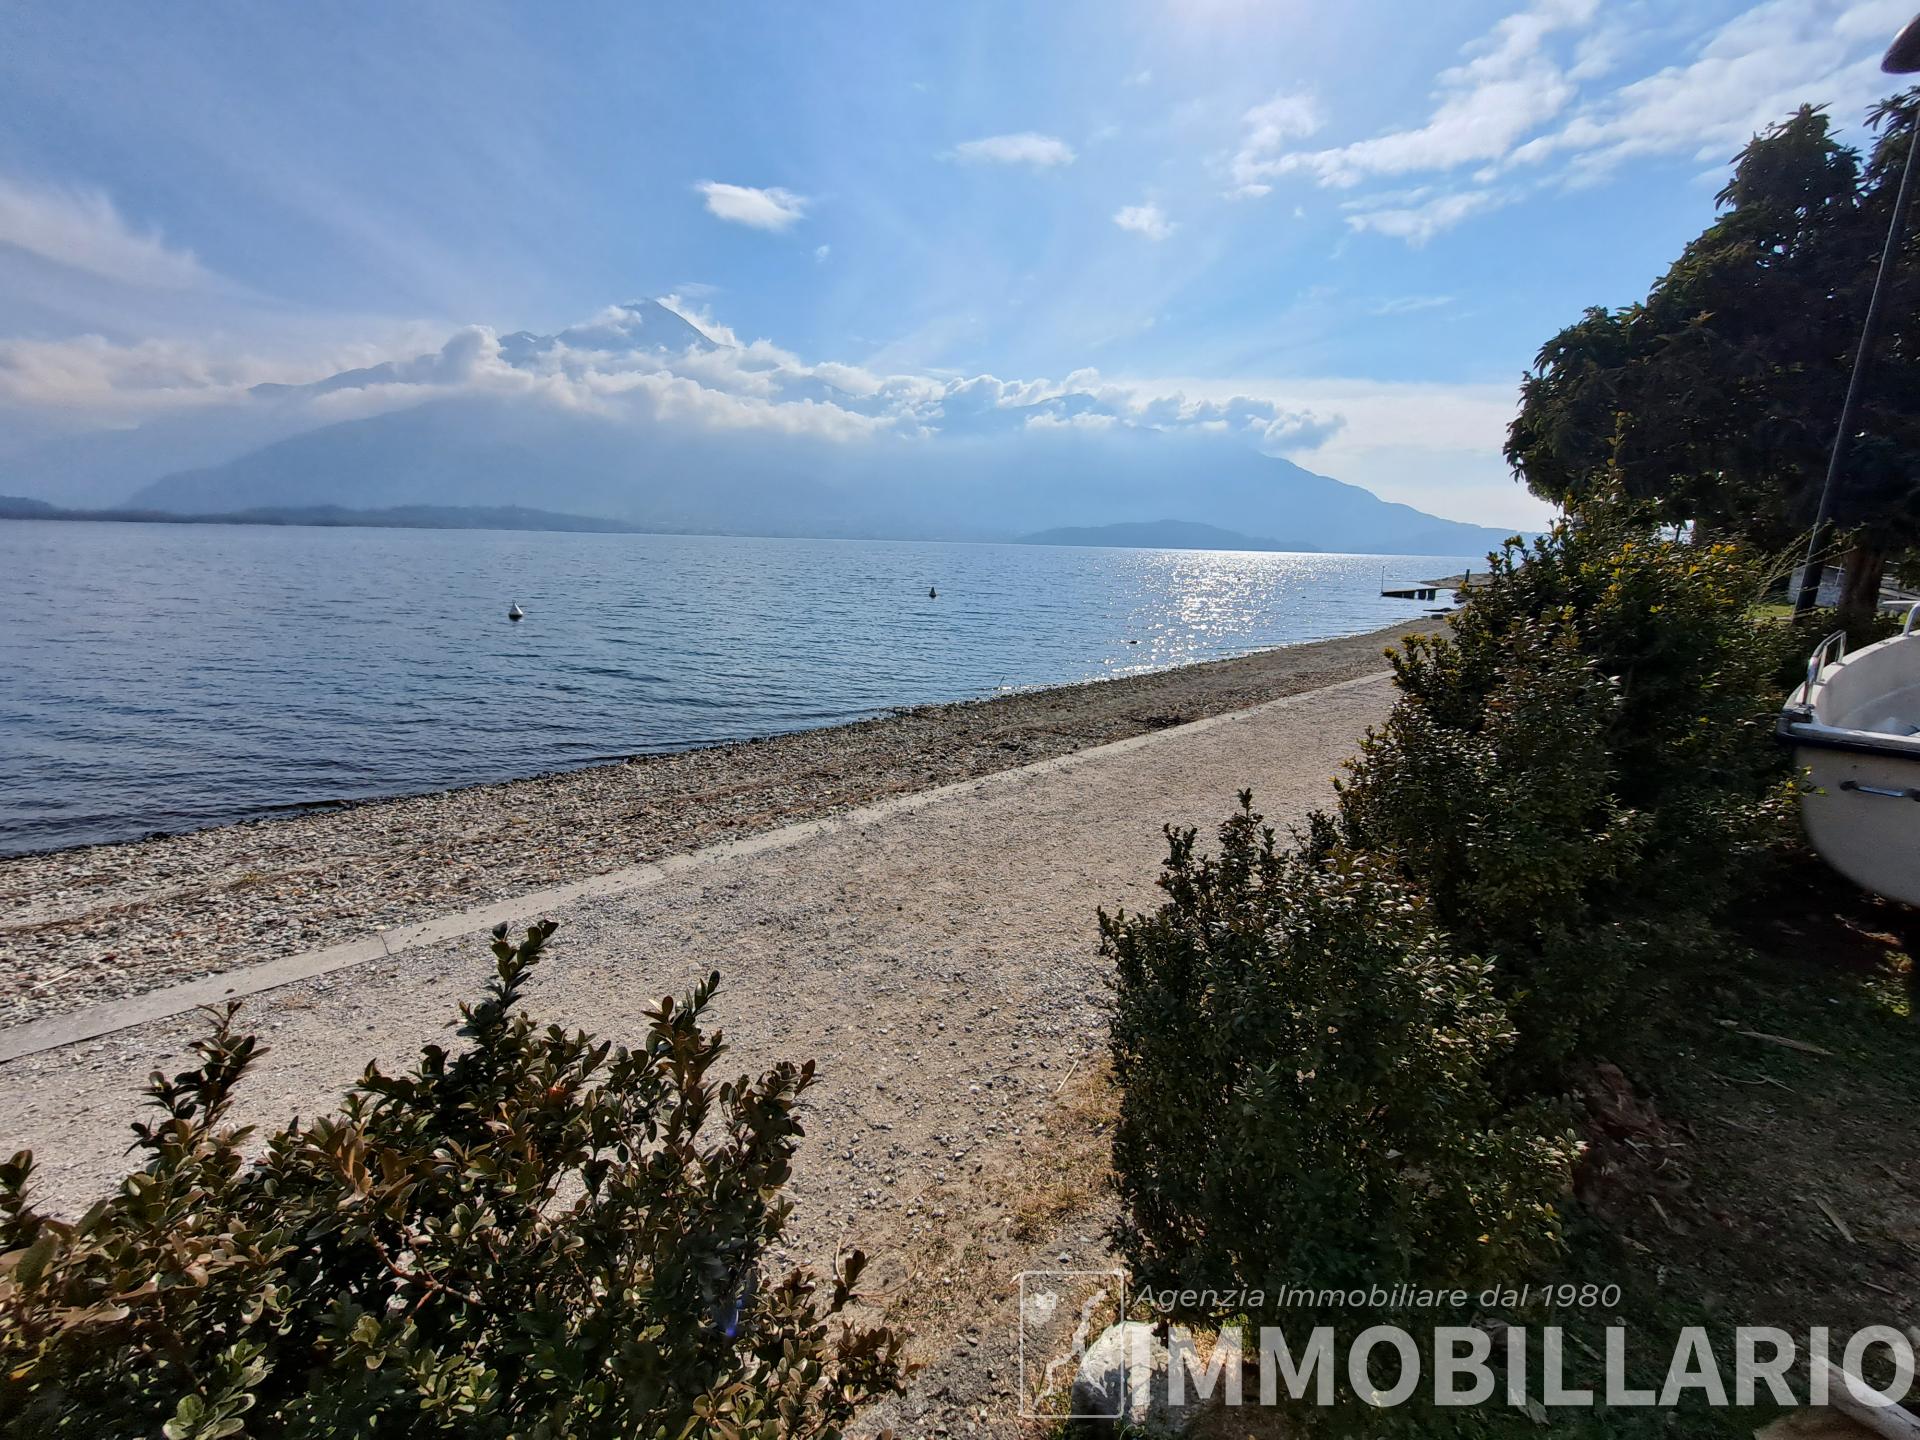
1793;105;1920;617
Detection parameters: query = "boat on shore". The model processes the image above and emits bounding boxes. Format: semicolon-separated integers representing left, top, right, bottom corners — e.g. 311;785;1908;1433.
1778;603;1920;905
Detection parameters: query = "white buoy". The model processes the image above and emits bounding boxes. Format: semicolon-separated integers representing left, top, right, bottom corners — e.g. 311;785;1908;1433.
507;602;524;621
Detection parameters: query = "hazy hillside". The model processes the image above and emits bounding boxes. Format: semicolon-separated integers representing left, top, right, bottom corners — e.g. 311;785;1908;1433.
127;402;1520;554
9;298;1528;557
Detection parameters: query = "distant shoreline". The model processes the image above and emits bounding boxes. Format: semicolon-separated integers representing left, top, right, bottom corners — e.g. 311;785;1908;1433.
2;500;1524;556
0;498;655;536
0;616;1443;1027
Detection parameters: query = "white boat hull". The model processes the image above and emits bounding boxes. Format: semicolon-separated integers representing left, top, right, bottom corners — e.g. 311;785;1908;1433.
1779;608;1920;907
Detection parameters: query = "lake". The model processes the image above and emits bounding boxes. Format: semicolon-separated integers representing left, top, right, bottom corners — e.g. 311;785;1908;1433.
0;520;1473;855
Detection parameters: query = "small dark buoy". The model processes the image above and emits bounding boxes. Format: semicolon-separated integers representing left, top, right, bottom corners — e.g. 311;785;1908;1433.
928;586;938;599
507;601;524;622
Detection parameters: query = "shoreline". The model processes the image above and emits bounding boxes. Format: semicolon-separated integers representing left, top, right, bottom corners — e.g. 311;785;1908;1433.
0;617;1439;1027
0;626;1408;864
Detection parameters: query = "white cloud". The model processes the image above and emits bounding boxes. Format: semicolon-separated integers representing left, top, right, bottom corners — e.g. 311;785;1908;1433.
814;244;831;262
0;173;209;290
694;181;809;231
1225;0;1909;240
1256;409;1347;454
657;294;741;346
948;132;1077;167
948;369;1349;456
0;334;256;411
1509;0;1910;182
1113;201;1175;240
586;367;890;441
1277;0;1595;189
1025;409;1119;430
0;327;454;418
1344;189;1508;243
1229;92;1327;194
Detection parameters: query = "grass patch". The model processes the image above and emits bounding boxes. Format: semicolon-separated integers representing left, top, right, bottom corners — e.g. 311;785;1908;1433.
1441;853;1915;1436
859;1050;1119;1374
1008;1059;1119;1242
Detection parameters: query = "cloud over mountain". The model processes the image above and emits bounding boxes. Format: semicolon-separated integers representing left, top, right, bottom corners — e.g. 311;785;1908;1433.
0;298;1524;554
6;298;1352;458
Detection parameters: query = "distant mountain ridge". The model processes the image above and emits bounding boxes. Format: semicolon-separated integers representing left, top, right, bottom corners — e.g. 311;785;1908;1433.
5;298;1530;557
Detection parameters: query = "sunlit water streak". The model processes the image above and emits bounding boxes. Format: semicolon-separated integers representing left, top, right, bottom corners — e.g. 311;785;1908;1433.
0;521;1471;854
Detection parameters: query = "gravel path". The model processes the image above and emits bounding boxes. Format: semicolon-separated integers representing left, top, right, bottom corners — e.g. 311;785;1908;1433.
0;668;1403;1435
0;620;1435;1025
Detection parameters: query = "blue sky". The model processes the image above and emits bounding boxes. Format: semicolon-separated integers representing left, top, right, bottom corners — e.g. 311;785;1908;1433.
1;0;1913;526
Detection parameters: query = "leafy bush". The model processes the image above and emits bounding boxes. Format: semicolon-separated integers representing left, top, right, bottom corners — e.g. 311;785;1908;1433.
1335;498;1799;1079
1103;495;1798;1355
1334;620;1650;1077
0;922;904;1439
1104;797;1579;1327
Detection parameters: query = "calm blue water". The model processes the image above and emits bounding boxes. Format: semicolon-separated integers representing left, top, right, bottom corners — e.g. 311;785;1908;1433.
0;520;1469;856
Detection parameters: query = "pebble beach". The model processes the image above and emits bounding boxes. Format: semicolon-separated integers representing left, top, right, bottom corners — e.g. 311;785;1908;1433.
0;618;1438;1029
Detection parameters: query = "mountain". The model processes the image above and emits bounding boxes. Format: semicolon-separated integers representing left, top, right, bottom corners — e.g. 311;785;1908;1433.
1018;520;1300;551
6;298;1530;557
123;407;1519;554
127;395;856;536
0;301;720;510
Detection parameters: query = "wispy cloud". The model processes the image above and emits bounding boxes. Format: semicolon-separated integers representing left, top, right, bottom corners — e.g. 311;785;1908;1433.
0;334;253;411
0;173;208;290
1226;0;1906;244
694;181;810;231
1229;91;1326;196
0;328;441;416
948;132;1077;167
1278;0;1596;189
1508;0;1911;182
1113;201;1175;240
1343;189;1507;244
1368;294;1456;315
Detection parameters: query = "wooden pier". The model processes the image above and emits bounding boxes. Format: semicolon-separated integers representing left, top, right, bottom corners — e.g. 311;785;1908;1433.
1379;567;1486;603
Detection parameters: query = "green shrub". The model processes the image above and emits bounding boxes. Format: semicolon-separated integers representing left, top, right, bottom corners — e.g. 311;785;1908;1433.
1335;498;1799;1079
1104;797;1579;1329
1336;620;1651;1077
0;923;904;1439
